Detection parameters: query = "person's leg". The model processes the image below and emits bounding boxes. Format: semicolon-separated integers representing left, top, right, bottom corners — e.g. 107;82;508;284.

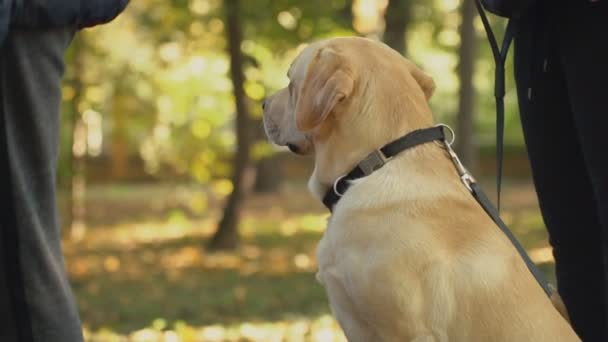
557;1;608;338
0;28;84;342
514;4;606;340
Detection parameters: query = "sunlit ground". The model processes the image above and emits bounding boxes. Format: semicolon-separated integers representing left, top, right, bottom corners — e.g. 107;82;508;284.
61;180;553;341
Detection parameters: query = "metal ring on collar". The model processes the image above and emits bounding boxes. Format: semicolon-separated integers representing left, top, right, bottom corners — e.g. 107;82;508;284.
333;175;346;197
434;123;456;146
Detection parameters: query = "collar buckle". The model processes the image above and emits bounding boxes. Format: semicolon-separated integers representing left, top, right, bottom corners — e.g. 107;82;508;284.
358;149;391;176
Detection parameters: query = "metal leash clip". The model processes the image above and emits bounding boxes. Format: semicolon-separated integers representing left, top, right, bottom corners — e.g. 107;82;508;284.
435;124;476;192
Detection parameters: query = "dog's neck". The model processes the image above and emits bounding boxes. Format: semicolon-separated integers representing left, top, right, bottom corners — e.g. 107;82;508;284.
307;129;460;204
307;85;440;204
307;120;386;201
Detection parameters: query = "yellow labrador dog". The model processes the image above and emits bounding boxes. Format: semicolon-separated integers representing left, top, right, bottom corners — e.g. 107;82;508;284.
263;37;579;342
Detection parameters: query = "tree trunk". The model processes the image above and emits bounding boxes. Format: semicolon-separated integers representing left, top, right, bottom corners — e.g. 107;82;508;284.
339;0;354;30
110;82;129;181
253;156;282;193
208;0;250;250
455;0;478;174
383;0;411;55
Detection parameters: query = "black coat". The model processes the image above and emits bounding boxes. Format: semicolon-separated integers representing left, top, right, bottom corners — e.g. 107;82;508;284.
0;0;129;44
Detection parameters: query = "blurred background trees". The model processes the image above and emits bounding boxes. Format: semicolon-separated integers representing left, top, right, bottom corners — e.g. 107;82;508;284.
59;0;524;247
57;1;553;340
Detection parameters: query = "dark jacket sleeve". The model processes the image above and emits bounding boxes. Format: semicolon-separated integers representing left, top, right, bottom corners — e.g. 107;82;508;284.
0;0;11;44
10;0;129;29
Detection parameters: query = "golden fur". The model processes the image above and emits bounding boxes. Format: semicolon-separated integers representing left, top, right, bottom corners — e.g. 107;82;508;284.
263;37;579;342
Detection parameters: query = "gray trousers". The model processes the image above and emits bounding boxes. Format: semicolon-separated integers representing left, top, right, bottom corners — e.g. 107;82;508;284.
0;28;84;341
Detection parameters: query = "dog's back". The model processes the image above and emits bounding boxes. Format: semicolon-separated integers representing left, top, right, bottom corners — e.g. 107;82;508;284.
316;150;579;341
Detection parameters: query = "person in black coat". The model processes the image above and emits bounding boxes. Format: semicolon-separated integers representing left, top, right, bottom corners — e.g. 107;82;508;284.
0;2;128;341
513;1;608;340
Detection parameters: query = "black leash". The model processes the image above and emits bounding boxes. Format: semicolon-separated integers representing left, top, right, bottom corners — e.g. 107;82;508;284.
322;124;552;297
473;1;553;296
474;0;518;212
470;181;552;296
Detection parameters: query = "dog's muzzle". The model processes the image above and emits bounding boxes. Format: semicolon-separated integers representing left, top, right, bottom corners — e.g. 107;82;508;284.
287;143;301;154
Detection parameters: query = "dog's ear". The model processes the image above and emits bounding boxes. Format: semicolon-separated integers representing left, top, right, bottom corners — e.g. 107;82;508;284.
295;47;354;131
404;60;435;100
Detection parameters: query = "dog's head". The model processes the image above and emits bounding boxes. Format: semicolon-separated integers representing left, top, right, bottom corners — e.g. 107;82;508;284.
263;37;436;191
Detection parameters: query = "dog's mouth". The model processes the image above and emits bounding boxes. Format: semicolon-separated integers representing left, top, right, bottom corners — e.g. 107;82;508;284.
286;143;302;155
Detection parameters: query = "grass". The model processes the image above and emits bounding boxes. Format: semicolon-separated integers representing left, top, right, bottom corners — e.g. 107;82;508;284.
60;180;553;341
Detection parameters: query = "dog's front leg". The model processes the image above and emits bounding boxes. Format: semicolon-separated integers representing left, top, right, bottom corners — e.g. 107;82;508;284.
318;269;379;342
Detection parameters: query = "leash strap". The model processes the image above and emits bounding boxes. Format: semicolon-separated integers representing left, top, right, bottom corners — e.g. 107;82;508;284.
475;0;518;212
475;2;554;298
322;126;445;211
439;129;552;297
470;183;553;296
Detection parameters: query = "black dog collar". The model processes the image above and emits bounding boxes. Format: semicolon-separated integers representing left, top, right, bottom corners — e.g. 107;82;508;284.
322;125;447;211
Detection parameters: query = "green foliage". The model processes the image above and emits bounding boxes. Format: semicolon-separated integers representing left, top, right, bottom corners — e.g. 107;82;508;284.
59;0;526;185
60;0;357;185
